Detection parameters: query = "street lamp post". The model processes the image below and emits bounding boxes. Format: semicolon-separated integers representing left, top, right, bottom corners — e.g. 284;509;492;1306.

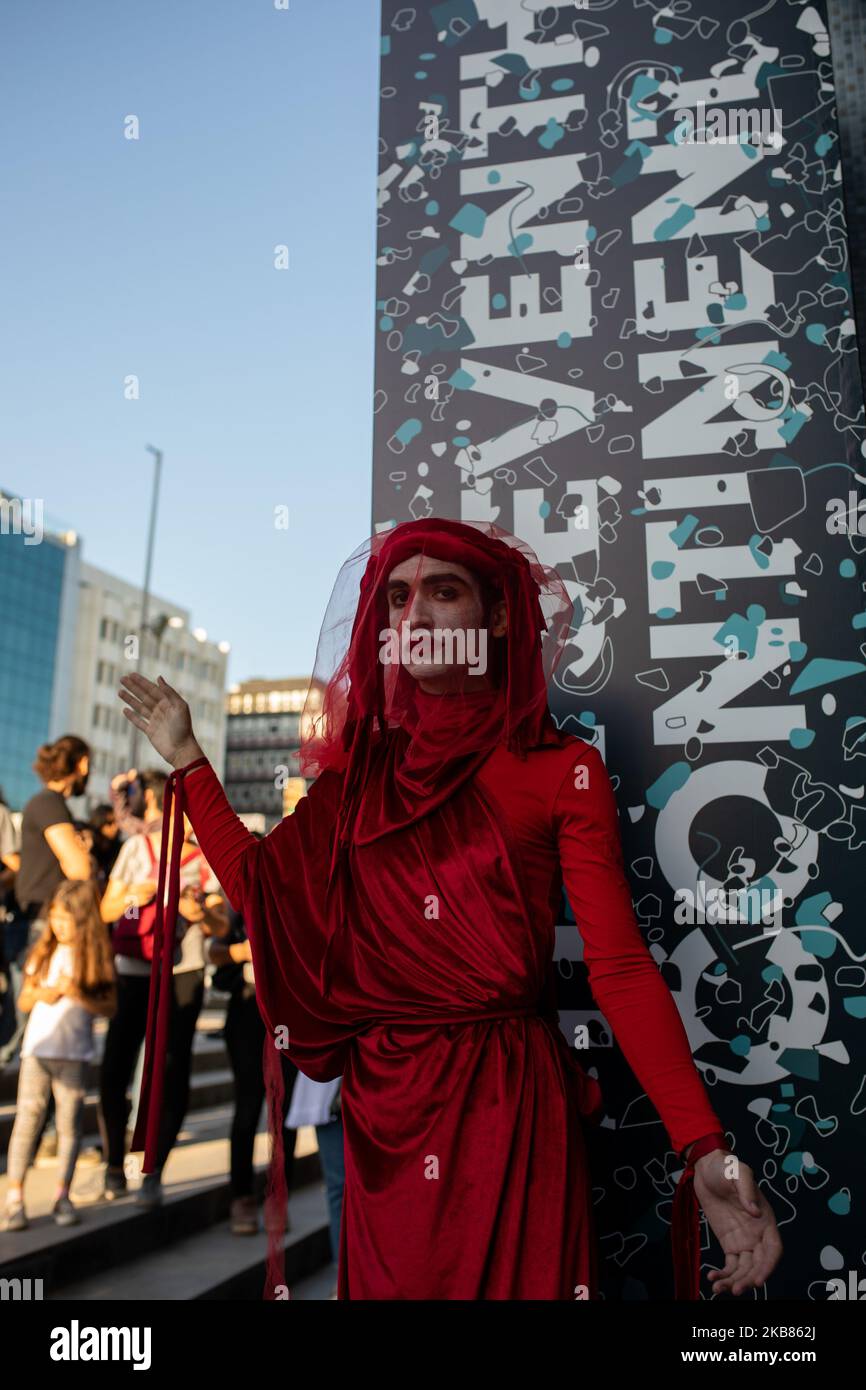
129;445;163;765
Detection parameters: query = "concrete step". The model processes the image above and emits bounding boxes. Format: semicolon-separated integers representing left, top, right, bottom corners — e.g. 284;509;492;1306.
0;1010;238;1166
0;1008;230;1105
51;1183;335;1300
0;1065;238;1155
0;1111;329;1297
0;1039;230;1106
288;1259;340;1301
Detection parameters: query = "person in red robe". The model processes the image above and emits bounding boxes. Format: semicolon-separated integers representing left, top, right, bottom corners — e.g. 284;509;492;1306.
118;517;782;1301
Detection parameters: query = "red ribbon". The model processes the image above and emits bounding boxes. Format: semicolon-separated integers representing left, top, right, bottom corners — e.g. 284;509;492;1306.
131;757;210;1171
671;1130;730;1299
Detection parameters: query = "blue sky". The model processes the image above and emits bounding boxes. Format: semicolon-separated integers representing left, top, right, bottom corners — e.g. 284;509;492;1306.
2;0;380;681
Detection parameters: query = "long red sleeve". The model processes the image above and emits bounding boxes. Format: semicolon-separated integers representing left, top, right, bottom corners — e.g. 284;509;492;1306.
181;760;259;913
551;744;723;1155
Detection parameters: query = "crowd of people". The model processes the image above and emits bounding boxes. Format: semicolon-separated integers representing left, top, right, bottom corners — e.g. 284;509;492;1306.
0;734;344;1269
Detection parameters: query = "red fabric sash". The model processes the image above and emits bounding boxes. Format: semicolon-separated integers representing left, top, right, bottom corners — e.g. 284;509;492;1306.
131;760;207;1168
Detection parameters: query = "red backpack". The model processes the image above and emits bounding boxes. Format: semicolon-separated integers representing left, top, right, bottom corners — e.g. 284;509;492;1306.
111;835;208;963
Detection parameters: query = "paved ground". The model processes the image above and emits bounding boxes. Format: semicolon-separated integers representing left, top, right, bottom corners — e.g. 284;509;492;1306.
0;1008;337;1299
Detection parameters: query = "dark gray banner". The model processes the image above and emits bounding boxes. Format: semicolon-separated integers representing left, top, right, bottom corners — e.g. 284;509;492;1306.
372;0;866;1299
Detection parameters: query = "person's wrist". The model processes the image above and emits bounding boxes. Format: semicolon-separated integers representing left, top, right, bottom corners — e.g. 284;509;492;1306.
171;739;205;770
693;1146;728;1170
682;1130;730;1167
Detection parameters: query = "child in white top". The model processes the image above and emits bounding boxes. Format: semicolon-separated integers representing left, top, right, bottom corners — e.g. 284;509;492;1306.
2;879;116;1230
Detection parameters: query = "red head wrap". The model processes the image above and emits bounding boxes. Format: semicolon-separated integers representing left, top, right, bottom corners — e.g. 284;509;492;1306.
299;517;575;899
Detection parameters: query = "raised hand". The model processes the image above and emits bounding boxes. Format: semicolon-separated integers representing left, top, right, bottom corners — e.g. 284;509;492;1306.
110;767;138;792
694;1151;783;1296
118;673;203;769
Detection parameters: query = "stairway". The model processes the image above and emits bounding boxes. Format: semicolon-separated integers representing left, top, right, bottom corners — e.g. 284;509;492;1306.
0;1002;338;1300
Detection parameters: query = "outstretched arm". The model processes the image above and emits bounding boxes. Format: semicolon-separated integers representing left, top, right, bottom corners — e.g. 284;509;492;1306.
554;743;782;1295
118;672;257;910
553;744;723;1155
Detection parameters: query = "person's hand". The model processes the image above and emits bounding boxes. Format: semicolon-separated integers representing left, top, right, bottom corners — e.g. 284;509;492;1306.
127;879;158;908
178;886;205;923
207;939;232;968
111;767;138;792
201;893;228;936
693;1151;783;1295
118;673;202;769
52;975;74;999
204;901;232;940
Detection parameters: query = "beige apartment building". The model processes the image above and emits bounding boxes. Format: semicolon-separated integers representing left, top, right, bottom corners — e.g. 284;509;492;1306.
68;561;230;809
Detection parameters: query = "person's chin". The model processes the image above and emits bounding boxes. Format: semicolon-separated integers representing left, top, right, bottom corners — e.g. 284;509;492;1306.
404;661;456;684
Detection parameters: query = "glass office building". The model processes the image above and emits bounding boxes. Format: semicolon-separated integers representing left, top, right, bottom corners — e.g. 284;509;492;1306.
0;491;80;810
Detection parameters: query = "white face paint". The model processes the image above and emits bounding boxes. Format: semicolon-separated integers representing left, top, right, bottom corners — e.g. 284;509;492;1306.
383;552;505;692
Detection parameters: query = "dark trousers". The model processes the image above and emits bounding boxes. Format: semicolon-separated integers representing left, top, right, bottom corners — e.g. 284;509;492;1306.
315;1117;345;1264
222;990;297;1200
99;969;204;1173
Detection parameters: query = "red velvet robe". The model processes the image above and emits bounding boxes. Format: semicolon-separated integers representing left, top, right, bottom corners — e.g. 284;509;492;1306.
176;730;721;1301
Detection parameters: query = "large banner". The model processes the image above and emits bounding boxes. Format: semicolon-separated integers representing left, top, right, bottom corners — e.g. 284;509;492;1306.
372;0;866;1299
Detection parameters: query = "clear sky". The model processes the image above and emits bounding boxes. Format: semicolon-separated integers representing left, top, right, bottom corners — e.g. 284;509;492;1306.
2;0;380;683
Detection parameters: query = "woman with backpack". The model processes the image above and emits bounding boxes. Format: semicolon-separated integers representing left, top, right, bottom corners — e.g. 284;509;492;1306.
97;769;226;1207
